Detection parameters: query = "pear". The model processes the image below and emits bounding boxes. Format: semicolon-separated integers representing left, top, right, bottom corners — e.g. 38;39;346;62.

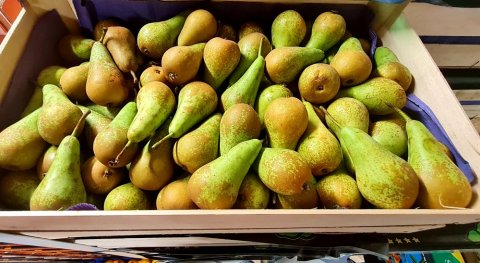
30;110;90;210
140;65;169;87
38;84;83;145
326;97;369;135
103;26;139;82
162;43;206;86
305;11;346;51
0;170;40;210
373;47;412;91
369;115;407;156
239;21;263;39
104;183;149;210
93;19;120;40
216;22;237;41
323;108;419;209
137;10;190;59
203;37;241;89
330;37;372;86
81;156;125;195
392;107;472;209
297;101;342;176
336;77;407;115
84;103;120;119
36;145;57;180
266;47;324;84
37;65;66;87
188;139;263;209
221;44;264;111
264;97;308;150
58;34;94;65
129;120;175;191
173;113;221;173
0;109;48;171
178;9;217;46
157;176;197;210
154;81;217;148
60;62;89;102
93;102;138;168
298;63;340;104
359;38;371;54
86;32;129;107
316;164;362;209
276;175;318;209
78;105;112;151
254;84;292;127
220;103;261;155
271;10;306;48
233;172;270;209
254;148;312;195
228;32;271;86
21;86;43;117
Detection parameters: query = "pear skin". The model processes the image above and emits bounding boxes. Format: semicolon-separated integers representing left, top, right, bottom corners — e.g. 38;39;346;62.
326;97;370;135
178;9;217;46
140;65;169;87
36;145;57;180
37;65;66;87
103;26;139;78
84;103;120;119
203;37;241;89
216;22;237;41
0;170;40;210
330;37;372;86
104;183;150;210
81;156;125;195
271;10;306;48
369;115;407;157
58;34;94;65
233;172;270;209
238;22;264;40
305;11;346;51
93;19;120;40
276;175;318;209
316;164;362;209
374;47;412;90
78;105;112;151
298;63;340;104
254;84;292;128
157;176;197;210
162;43;206;86
60;62;89;102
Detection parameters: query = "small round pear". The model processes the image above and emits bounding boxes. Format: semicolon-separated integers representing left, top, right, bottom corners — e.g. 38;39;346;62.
81;156;125;195
298;63;340;104
233;172;270;209
316;168;362;209
276;175;318;209
104;183;149;210
156;176;197;210
369;115;407;157
139;65;169;87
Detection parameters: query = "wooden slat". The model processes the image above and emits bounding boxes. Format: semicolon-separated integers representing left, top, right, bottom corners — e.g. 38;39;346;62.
425;44;480;68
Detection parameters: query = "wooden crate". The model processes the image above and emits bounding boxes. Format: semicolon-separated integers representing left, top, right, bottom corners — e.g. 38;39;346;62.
0;0;479;236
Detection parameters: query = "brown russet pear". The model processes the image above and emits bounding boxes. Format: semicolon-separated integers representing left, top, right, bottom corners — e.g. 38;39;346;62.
60;62;89;102
0;109;48;171
238;21;264;39
391;106;472;209
139;65;169;87
173;113;221;174
58;34;94;65
157;176;197;210
297;101;342;176
86;31;129;107
0;170;40;210
203;37;241;89
330;37;372;86
188;139;263;209
264;97;308;150
369;114;407;157
93;19;120;40
103;26;140;82
254;84;292;127
178;9;217;46
298;63;340;104
276;175;318;209
316;164;362;209
78;105;112;151
30;110;90;211
38;84;83;146
36;145;57;180
233;172;270;209
162;43;205;86
254;147;312;195
81;156;125;195
104;183;150;210
374;47;412;90
271;10;306;48
305;11;346;51
220;103;261;155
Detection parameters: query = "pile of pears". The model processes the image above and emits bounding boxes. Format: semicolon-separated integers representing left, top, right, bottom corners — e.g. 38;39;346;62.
0;8;473;211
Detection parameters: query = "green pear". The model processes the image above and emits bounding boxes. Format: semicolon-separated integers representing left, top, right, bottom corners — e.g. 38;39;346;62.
326;97;370;135
336;77;407;115
162;43;206;86
392;107;472;209
0;170;40;210
104;183;150;210
228;32;271;86
323;108;419;209
297;101;342;176
84;103;120;119
254;84;292;127
93;102;138;168
264;97;308;150
60;62;90;102
0;109;48;171
173;113;221;173
305;11;346;51
265;47;324;84
254;147;312;195
369;114;407;156
188;139;263;209
330;37;372;86
37;65;66;87
36;145;58;180
58;34;94;65
137;10;190;59
129;120;175;191
220;103;261;155
373;47;412;91
103;26;139;82
203;37;241;89
316;164;362;209
178;9;217;46
38;84;83;145
78;105;112;151
233;172;270;209
271;10;306;48
238;21;264;40
30;110;90;210
276;175;318;209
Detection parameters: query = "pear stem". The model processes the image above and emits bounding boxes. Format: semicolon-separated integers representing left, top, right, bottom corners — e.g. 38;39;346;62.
99;27;108;43
130;70;138;84
103;169;112;178
71;109;90;138
319;106;342;132
385;103;412;122
111;140;132;166
151;133;173;149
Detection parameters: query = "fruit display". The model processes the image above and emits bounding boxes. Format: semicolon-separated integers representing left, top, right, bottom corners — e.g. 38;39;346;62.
0;7;473;211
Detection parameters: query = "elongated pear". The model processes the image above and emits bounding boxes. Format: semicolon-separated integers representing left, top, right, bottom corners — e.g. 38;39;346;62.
203;37;241;89
266;47;324;84
38;84;83;145
30;110;90;210
330;37;372;86
373;47;412;90
254;84;292;127
188;139;263;209
271;10;306;48
162;43;206;85
297;101;342;176
336;77;406;115
137;10;190;59
0;109;48;171
305;11;346;51
178;9;217;46
78;105;112;150
233;172;270;209
60;62;89;102
392;107;472;209
323;108;419;209
103;26;139;82
173;113;221;173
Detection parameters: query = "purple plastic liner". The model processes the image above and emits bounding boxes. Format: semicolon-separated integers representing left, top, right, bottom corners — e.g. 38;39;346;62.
67;203;99;211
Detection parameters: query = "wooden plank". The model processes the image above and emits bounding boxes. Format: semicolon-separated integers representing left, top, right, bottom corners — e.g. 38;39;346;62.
425;44;480;68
